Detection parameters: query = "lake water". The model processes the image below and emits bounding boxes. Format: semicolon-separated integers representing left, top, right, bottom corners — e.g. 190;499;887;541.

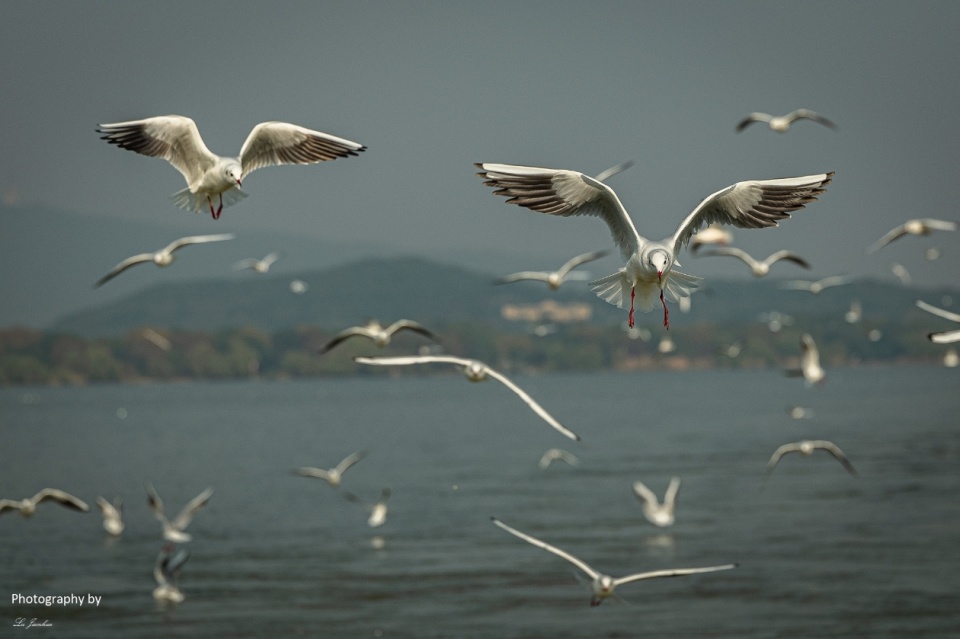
2;366;959;638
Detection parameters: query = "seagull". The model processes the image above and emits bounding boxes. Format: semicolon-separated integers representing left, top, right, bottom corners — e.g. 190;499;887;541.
320;320;438;355
294;450;367;488
891;262;912;285
689;223;734;253
343;487;391;528
354;355;580;441
153;543;189;604
944;347;959;367
765;440;858;478
736;109;837;133
915;300;960;344
0;489;89;517
780;275;851;294
538;448;580;470
785;333;826;386
146;484;213;543
95;234;234;287
495;250;609;290
234;252;279;273
867;218;957;253
844;300;862;324
915;299;960;323
632;477;681;528
96;496;124;536
476;163;832;329
491;517;736;606
787;406;814;420
97;115;366;219
930;329;960;344
695;246;811;277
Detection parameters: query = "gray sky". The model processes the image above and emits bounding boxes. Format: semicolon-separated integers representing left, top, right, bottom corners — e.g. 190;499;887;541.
2;1;959;327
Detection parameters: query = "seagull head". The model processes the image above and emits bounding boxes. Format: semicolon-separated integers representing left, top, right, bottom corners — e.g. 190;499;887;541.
647;249;671;285
591;575;615;605
225;162;242;187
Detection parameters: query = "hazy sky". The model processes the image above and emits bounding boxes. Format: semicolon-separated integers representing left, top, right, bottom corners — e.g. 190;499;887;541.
2;1;959;326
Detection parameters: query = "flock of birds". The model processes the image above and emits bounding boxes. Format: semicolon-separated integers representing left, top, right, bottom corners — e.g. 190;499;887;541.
8;108;959;611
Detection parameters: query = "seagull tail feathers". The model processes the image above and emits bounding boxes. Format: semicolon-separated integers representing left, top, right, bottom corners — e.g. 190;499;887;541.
169;187;248;213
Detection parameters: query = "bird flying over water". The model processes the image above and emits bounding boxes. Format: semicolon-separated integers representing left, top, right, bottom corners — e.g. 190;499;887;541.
632;477;681;528
0;489;89;518
785;333;826;386
916;299;960;344
96;496;124;536
343;487;391;528
153;543;189;604
867;218;957;253
295;450;367;488
97;115;366;219
736;109;837;133
695;247;810;277
538;448;580;470
95;234;234;287
780;275;851;295
764;440;858;478
234;252;279;273
476;163;832;329
320;320;438;355
495;250;609;290
146;484;213;543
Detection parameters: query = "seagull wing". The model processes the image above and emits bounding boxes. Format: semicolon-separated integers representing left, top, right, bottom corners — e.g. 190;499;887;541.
555;250;610;279
631;481;659;506
239;122;366;177
476;163;644;260
867;225;908;253
295;467;334;480
171;487;214;530
33;489;89;512
491;517;599;580
765;443;800;474
614;564;737;587
916;300;960;323
495;271;552;285
816;275;852;290
696;246;757;268
354;355;473;368
664;477;681;506
592;160;635;182
384;320;438;341
812;441;859;476
800;334;820;369
735;112;771;132
320;327;375;354
481;366;580;441
145;483;167;522
930;329;960;344
98;115;219;185
0;500;21;515
765;250;811;269
95;253;155;287
164;233;235;254
96;496;121;519
787;109;837;129
334;450;368;475
671;173;833;255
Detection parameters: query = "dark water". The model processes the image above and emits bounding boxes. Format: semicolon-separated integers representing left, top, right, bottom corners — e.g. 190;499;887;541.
2;366;959;638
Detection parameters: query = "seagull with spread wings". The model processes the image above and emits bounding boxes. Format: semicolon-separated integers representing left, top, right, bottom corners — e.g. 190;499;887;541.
0;489;89;518
495;250;609;290
234;252;280;274
916;299;960;344
320;320;438;355
294;451;367;488
780;275;851;295
95;234;234;287
632;477;681;528
867;218;957;253
153;543;189;604
146;484;213;543
96;496;124;536
765;440;859;478
695;246;811;277
736;109;837;133
785;333;826;386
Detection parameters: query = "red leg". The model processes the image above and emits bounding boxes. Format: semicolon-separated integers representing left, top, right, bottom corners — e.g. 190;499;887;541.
207;196;217;219
660;290;670;330
214;194;224;220
628;287;636;328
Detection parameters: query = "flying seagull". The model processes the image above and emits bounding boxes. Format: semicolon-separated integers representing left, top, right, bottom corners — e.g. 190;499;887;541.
632;477;681;528
0;489;89;517
476;163;832;329
95;233;234;287
867;218;957;253
354;355;580;441
234;252;279;273
765;440;859;478
689;223;734;253
96;496;124;536
97;115;366;219
343;487;391;528
491;517;736;606
736;109;837;133
916;299;960;344
695;247;810;277
495;250;609;289
294;450;367;488
785;333;826;386
780;275;851;295
320;320;438;355
146;484;213;543
537;448;580;470
153;543;189;604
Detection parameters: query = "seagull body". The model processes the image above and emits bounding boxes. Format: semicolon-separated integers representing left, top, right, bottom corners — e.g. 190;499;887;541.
153;543;189;603
785;333;826;386
98;115;366;219
632;477;681;528
496;250;609;290
780;275;851;295
930;329;960;344
146;484;213;543
696;247;810;277
344;488;391;528
476;163;832;329
96;496;124;536
321;320;438;355
765;440;858;477
868;218;957;253
736;109;836;133
295;450;367;488
538;448;580;470
95;234;234;287
845;300;862;324
354;355;580;441
915;300;960;344
0;489;89;517
491;517;735;606
234;252;279;273
689;223;734;253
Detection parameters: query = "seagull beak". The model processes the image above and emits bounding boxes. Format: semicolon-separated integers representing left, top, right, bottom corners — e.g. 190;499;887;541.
236;178;243;187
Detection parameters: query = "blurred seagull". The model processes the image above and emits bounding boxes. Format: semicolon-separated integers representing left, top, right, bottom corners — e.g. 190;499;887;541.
868;218;957;253
915;299;960;323
491;517;736;606
844;300;862;324
780;275;851;294
696;247;810;277
891;262;912;285
320;320;438;355
765;440;858;478
153;543;189;604
476;163;832;329
538;448;580;470
96;496;124;536
146;484;213;543
785;333;825;386
97;115;366;219
354;355;580;441
736;109;837;133
915;300;960;343
632;477;681;528
495;250;609;290
689;223;734;253
294;450;367;488
234;252;279;273
95;234;234;287
343;487;391;528
0;489;89;517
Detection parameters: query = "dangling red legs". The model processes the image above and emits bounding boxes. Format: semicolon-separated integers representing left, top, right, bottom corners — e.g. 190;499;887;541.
628;287;636;328
660;289;670;330
206;194;224;220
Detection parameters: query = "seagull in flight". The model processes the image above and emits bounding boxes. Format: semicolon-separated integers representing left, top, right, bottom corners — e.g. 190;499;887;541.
146;484;213;543
867;218;957;253
632;477;681;528
916;299;960;344
780;275;851;295
95;234;234;287
765;440;859;478
736;109;837;133
97;115;366;219
0;489;89;517
689;223;734;253
354;355;580;441
234;252;280;273
343;487;391;528
495;250;609;290
153;543;189;604
538;448;580;470
294;450;367;488
491;517;736;606
695;247;810;277
476;163;832;329
785;333;826;386
320;320;438;355
96;496;124;536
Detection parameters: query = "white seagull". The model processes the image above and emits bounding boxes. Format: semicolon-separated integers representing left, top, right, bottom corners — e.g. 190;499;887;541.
632;477;681;528
765;440;859;478
780;275;851;295
320;320;438;355
0;489;89;518
146;484;213;543
95;233;234;287
916;299;960;344
495;250;610;290
736;109;837;133
689;223;734;253
491;517;736;606
785;333;826;386
538;448;580;470
153;543;189;604
96;496;124;536
476;163;832;329
294;450;367;488
343;487;391;528
234;252;279;273
867;218;957;253
695;246;811;277
354;355;580;441
97;115;366;219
